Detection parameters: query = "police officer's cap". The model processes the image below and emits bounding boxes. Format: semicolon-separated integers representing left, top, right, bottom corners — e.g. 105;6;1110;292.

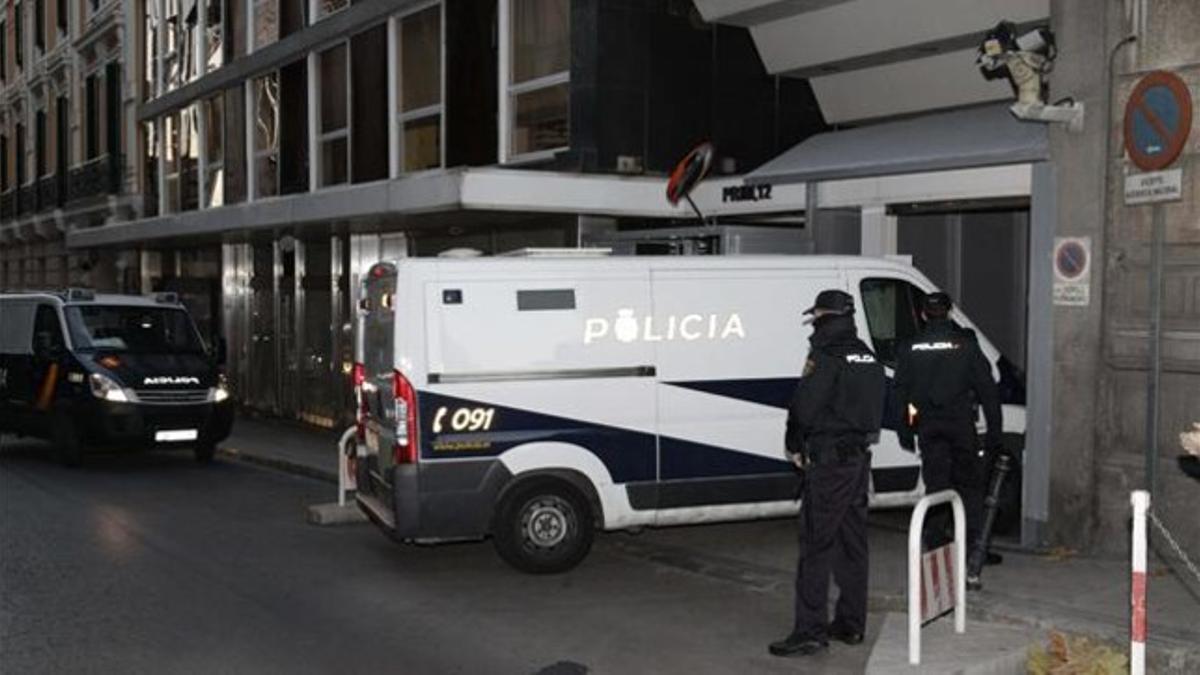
921;292;953;315
803;289;855;316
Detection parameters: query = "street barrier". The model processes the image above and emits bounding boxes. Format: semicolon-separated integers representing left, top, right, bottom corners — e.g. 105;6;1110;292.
1130;490;1149;675
908;489;967;665
337;426;358;507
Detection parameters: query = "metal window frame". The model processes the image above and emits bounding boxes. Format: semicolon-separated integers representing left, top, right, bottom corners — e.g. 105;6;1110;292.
499;0;570;164
389;0;445;178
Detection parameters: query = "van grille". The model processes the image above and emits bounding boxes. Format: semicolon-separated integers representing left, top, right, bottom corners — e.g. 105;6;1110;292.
133;388;210;405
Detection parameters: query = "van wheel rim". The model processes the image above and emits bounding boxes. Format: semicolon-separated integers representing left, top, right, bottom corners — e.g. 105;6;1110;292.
522;497;571;549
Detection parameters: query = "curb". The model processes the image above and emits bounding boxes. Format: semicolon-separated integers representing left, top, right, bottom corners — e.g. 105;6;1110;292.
216;445;338;484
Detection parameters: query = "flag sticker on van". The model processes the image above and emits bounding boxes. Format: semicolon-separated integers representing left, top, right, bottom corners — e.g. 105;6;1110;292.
583;309;746;345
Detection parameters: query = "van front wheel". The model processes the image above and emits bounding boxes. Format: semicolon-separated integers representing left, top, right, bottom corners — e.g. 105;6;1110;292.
493;479;593;574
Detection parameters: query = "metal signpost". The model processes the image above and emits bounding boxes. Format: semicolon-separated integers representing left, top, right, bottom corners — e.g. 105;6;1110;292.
1122;70;1191;498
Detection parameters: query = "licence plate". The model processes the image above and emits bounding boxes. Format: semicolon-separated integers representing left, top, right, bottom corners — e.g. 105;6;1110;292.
156;429;199;442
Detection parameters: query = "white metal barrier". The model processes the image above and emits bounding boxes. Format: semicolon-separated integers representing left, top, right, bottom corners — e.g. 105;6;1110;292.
336;426;358;507
908;489;967;665
1130;490;1149;675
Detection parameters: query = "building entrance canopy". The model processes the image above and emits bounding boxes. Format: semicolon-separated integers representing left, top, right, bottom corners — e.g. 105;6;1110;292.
65;169;811;249
745;104;1049;186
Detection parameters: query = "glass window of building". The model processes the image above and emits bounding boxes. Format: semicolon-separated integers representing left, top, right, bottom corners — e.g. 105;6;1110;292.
35;110;45;177
85;74;100;159
56;0;66;33
141;120;159;217
207;0;225;72
315;0;347;22
252;0;277;50
318;42;348;187
507;0;569;159
224;0;245;62
252;72;279;197
180;104;200;211
162;0;201;92
204;93;224;207
15;3;24;69
143;0;158;100
1;24;7;81
164;113;179;211
396;4;442;173
34;0;44;53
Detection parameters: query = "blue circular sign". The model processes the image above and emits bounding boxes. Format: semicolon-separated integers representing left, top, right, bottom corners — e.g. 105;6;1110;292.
1124;71;1192;171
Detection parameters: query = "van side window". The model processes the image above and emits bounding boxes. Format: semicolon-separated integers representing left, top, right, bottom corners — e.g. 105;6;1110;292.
859;278;926;366
32;305;66;353
517;289;576;311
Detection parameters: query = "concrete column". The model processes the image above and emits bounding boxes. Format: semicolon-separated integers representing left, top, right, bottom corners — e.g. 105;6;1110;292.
860;205;896;257
1044;0;1112;549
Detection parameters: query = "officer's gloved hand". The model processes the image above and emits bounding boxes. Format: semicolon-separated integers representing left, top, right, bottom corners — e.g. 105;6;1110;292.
898;428;916;452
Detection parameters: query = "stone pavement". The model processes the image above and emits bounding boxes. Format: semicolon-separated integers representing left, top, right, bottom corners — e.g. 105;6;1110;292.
219;414;1200;673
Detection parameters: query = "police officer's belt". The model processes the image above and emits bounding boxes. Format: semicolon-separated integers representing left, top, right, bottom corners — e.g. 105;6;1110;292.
807;437;868;466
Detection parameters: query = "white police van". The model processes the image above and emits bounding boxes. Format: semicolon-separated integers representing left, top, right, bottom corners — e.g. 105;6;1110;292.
353;254;1026;573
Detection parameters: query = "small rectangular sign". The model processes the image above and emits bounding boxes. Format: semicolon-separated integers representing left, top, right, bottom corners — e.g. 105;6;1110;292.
155;429;199;442
1124;169;1183;205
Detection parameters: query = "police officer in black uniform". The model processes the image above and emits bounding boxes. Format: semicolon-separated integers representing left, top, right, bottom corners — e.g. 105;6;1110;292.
894;292;1002;591
770;290;885;658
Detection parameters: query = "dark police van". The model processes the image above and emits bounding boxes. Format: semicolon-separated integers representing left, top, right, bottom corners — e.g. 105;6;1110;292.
0;289;234;465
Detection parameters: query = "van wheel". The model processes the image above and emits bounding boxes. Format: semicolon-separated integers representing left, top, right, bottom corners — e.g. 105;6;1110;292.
193;444;216;464
493;479;593;574
52;417;84;467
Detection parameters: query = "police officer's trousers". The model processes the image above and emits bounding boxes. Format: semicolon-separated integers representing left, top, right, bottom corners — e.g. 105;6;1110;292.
793;451;870;640
917;417;986;554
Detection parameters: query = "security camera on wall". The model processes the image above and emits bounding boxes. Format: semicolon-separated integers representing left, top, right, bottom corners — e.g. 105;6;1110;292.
977;21;1084;132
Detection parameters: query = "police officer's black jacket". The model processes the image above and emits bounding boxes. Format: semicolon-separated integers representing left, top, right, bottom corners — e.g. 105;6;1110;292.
894;317;1002;448
785;314;886;459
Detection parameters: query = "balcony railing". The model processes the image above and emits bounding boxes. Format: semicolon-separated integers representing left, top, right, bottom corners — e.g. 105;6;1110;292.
0;190;14;221
66;153;124;203
3;154;126;222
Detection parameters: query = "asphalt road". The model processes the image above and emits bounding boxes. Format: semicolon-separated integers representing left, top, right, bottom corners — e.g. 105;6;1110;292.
0;438;880;675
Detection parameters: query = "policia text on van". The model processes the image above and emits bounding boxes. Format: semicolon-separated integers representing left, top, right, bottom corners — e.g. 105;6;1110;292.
0;289;234;465
351;255;1026;573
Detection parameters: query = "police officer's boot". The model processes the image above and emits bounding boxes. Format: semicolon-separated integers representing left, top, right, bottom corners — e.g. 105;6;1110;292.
769;633;827;657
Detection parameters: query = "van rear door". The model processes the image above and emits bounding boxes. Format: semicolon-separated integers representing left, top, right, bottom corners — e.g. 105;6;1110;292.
361;263;400;481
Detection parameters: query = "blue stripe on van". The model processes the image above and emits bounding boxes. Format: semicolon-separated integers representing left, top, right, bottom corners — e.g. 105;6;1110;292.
665;378;797;409
659;436;792;480
667;377;902;431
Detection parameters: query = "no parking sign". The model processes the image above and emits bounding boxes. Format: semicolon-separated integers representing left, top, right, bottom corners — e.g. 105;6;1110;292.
1124;71;1192;172
1053;237;1091;306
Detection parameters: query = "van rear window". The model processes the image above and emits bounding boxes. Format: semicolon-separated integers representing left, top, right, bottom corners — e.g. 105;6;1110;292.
517;289;575;311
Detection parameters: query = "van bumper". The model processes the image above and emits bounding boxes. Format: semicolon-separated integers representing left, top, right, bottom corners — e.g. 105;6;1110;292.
359;460;512;542
69;399;235;449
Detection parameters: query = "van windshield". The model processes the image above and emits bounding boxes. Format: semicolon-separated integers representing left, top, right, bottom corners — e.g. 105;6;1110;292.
65;305;206;355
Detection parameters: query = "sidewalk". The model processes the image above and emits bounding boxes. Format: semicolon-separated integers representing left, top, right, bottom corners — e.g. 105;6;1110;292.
218;414;344;483
219;414;1200;673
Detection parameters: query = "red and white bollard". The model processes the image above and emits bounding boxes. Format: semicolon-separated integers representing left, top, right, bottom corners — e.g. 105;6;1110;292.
1130;490;1150;675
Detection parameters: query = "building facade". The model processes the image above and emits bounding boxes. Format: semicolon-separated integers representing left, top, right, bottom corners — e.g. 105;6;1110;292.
54;0;825;429
0;0;140;290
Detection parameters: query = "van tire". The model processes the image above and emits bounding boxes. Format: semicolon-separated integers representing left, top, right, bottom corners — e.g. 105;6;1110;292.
492;478;594;574
193;444;216;464
52;417;84;467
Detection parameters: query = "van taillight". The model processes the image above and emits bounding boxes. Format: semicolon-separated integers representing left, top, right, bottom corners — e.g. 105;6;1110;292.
353;363;366;441
392;370;419;464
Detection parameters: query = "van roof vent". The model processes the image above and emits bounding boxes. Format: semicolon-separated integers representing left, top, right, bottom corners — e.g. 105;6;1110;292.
497;247;613;258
